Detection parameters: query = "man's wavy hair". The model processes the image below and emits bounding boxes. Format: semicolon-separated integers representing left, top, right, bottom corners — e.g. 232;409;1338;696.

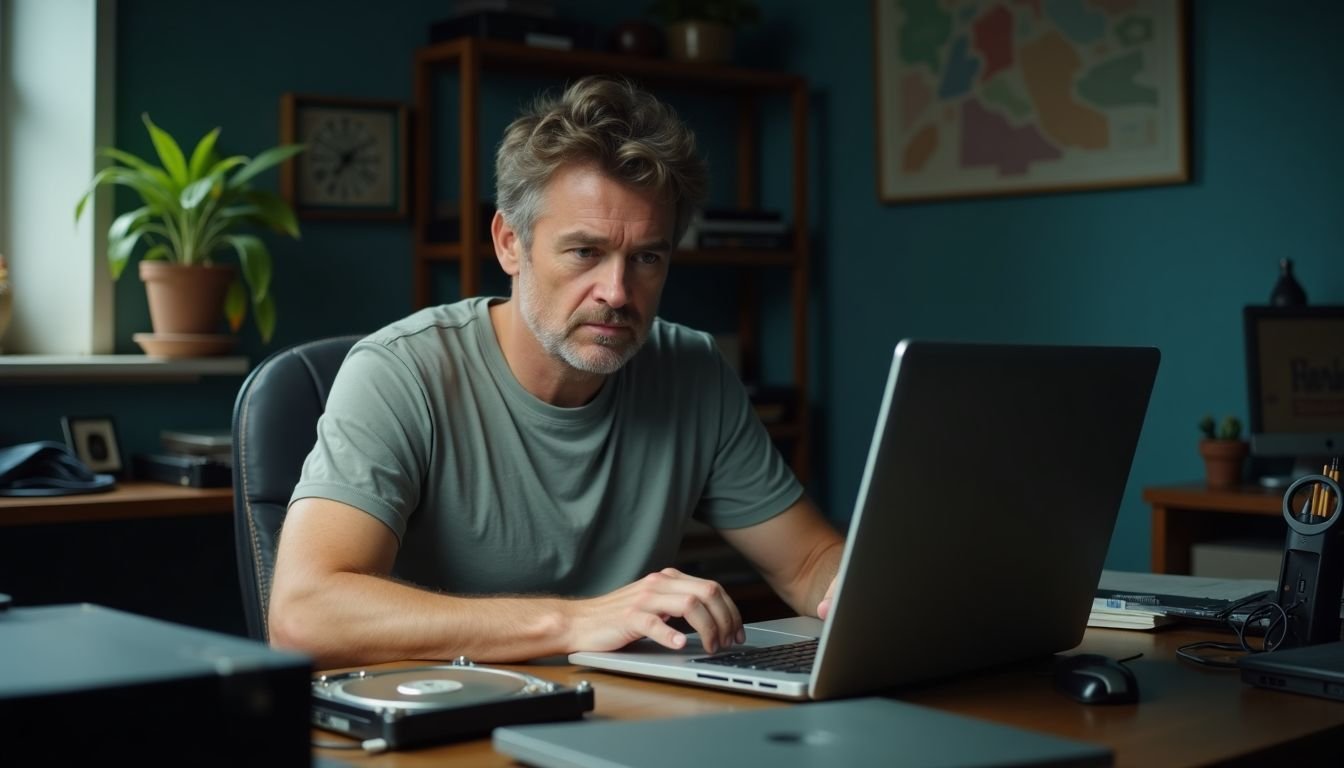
495;76;707;253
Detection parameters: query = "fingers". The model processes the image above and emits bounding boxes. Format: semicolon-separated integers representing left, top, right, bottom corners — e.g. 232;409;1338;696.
570;570;746;655
817;576;837;620
644;568;743;653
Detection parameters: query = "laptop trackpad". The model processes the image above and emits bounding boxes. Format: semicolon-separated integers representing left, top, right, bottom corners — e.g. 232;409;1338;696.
681;616;823;653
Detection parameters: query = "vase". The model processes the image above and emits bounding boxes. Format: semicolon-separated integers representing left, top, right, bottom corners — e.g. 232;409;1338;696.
665;20;733;63
1270;258;1307;306
1199;439;1248;488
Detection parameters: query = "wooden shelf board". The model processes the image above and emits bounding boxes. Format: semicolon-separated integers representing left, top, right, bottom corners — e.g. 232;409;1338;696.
0;355;249;382
417;242;798;267
0;481;232;526
417;37;802;91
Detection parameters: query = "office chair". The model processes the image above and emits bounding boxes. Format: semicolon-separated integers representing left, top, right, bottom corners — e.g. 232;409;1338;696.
231;335;361;641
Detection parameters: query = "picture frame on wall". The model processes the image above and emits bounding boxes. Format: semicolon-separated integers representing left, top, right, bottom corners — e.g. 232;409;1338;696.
280;93;409;219
60;415;125;475
872;0;1189;203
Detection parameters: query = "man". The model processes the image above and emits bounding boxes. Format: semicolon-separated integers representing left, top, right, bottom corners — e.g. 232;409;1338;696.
269;76;844;669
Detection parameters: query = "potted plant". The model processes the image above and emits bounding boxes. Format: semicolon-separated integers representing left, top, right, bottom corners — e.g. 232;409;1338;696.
1198;414;1249;488
648;0;760;63
75;114;304;353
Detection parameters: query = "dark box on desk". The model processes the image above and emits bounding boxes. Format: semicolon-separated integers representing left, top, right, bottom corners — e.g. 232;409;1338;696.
0;604;311;765
134;452;231;488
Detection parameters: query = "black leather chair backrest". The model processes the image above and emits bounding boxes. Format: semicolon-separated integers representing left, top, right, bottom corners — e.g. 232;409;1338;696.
231;335;361;641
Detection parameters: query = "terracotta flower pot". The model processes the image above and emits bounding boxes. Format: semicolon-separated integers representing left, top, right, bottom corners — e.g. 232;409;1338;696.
1199;439;1248;488
139;261;236;335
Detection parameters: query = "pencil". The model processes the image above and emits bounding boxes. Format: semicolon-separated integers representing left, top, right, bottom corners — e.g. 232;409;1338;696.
1326;458;1341;515
1312;466;1326;516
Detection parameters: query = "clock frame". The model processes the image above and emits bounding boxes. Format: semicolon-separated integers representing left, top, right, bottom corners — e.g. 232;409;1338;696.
280;93;409;220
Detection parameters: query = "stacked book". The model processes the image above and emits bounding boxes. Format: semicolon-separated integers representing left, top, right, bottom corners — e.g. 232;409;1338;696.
689;209;791;250
1088;595;1174;631
132;429;232;488
429;0;601;50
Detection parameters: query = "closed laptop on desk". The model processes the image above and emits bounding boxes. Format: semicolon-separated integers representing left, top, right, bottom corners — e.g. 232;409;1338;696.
494;697;1112;767
1240;640;1344;701
570;341;1160;700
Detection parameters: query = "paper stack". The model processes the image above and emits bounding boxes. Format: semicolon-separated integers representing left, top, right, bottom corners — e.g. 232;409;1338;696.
1088;597;1175;630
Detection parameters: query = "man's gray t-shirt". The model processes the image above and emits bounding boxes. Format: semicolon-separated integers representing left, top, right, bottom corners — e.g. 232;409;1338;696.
291;297;802;597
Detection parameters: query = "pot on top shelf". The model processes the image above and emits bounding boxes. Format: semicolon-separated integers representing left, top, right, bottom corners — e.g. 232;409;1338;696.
650;0;760;64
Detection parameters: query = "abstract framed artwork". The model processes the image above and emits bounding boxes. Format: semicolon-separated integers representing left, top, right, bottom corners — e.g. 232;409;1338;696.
873;0;1188;202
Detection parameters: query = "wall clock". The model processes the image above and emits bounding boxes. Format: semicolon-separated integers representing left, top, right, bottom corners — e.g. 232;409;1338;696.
280;93;409;219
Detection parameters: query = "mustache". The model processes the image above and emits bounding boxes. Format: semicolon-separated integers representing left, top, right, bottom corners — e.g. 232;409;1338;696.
571;307;638;328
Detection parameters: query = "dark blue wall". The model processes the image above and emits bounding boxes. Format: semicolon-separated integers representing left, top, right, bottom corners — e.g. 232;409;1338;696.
5;1;1343;575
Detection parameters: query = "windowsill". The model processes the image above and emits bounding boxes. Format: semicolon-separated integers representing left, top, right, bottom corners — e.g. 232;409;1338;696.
0;355;250;382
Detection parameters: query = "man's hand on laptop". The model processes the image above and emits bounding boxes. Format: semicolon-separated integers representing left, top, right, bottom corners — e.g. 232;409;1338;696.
817;577;837;620
563;567;745;654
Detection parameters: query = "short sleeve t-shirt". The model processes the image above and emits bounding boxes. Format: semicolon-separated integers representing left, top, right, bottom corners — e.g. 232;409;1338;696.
291;297;802;596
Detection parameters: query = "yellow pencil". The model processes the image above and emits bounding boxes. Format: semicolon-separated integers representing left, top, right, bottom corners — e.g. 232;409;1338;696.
1312;464;1328;516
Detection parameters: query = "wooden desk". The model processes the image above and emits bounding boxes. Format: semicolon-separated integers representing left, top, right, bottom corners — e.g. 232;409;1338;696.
314;627;1344;767
0;480;233;526
1144;484;1284;574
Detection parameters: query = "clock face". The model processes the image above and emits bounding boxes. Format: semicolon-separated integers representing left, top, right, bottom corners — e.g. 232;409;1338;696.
297;107;397;208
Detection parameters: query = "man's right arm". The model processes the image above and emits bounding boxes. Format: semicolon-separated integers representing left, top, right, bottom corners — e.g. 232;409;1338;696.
268;498;745;669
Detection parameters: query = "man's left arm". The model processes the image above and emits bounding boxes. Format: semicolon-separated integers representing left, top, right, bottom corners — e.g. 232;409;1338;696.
717;496;845;618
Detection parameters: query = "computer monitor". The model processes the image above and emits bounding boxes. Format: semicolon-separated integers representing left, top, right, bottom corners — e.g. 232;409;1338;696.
1243;305;1344;481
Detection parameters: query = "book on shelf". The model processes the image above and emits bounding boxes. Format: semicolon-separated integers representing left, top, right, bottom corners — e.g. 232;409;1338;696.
161;428;232;465
700;207;784;222
448;0;556;19
429;11;599;49
698;233;790;250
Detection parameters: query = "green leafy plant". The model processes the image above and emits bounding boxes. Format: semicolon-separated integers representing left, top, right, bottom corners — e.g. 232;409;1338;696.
647;0;761;27
1198;414;1242;441
74;114;305;343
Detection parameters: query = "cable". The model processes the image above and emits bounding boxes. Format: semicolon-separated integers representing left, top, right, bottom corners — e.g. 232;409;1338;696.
1176;599;1296;669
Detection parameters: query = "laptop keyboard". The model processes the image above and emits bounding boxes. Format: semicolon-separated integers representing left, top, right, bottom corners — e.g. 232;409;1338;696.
688;639;818;674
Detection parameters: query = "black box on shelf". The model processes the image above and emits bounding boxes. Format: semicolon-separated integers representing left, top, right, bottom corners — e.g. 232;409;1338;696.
429;12;600;50
133;453;232;488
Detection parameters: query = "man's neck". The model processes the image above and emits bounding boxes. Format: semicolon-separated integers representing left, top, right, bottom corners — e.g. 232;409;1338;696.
489;299;607;408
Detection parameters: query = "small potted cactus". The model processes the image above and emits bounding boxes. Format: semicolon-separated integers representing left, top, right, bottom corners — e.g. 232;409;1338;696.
1198;414;1248;488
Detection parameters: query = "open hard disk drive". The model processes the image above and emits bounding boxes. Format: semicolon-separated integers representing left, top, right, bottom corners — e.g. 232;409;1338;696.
311;657;594;750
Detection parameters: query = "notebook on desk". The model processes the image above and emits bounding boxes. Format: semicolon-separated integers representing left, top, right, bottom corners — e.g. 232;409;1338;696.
569;340;1160;700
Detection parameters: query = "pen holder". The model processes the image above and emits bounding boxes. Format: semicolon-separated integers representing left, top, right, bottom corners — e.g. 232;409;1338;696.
1276;474;1344;648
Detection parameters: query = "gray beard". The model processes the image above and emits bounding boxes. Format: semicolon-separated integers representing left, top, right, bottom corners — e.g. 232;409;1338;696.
517;263;643;375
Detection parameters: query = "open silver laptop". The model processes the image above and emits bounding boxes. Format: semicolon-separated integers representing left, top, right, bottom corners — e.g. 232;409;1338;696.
569;340;1160;700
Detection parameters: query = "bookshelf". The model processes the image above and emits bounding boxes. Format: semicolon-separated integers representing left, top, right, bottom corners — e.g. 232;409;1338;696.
410;37;812;484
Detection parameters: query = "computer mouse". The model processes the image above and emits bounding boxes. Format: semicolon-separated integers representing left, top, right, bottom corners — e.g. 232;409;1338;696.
1053;653;1138;705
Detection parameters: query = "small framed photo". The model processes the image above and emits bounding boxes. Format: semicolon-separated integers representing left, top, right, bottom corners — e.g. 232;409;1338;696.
60;416;124;475
279;93;409;220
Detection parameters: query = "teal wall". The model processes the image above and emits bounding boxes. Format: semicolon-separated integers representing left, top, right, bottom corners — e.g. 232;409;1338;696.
787;1;1344;570
5;1;1343;575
